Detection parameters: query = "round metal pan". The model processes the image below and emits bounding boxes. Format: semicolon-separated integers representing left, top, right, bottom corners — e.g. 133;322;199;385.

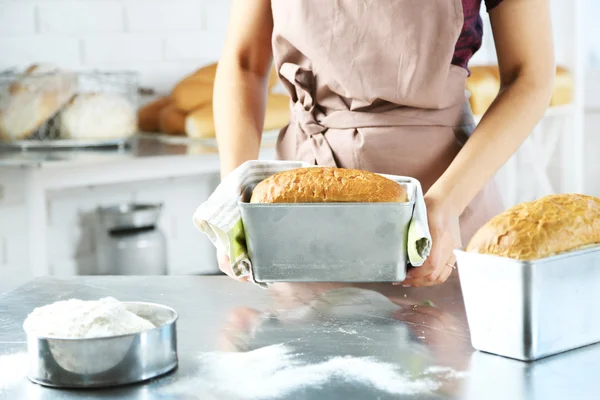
24;301;178;388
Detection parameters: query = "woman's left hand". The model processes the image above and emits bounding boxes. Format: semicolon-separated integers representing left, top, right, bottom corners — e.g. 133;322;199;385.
400;194;462;287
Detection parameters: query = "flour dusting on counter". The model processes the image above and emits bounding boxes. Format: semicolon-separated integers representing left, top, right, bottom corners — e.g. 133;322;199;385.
163;344;448;399
425;365;469;379
0;352;28;391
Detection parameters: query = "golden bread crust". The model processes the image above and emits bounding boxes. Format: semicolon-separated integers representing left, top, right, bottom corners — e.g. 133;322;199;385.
466;194;600;260
249;167;408;204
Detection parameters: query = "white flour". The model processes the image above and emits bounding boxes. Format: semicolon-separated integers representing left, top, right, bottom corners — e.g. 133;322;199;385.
23;297;155;338
164;344;465;399
424;366;469;380
0;352;28;392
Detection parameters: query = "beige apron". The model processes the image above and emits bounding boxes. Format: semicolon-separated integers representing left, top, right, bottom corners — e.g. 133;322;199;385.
270;0;504;244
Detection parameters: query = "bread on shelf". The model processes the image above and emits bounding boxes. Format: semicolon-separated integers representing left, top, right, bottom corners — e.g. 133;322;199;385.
171;79;213;113
184;105;214;139
137;96;171;132
466;193;600;260
466;65;574;116
263;93;290;131
141;62;283;139
466;65;500;117
59;93;137;140
185;93;290;139
0;64;77;141
158;103;187;136
550;66;574;107
171;62;280;113
250;167;408;204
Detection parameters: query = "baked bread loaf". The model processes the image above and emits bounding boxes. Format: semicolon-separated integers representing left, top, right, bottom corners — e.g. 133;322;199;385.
185;105;214;139
185;93;290;139
467;65;574;116
466;194;600;260
158;103;186;136
263;93;290;131
1;64;76;140
466;65;500;116
59;93;136;140
137;96;171;132
550;66;574;107
250;167;408;204
171;79;213;112
172;63;280;113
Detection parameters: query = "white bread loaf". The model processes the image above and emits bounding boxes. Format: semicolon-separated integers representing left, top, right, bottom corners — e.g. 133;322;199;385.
0;64;76;140
59;93;136;140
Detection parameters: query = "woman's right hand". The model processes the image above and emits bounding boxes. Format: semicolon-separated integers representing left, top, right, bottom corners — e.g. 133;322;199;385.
217;250;249;282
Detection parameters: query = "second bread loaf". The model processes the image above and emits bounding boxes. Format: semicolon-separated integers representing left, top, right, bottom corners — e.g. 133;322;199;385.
466;193;600;260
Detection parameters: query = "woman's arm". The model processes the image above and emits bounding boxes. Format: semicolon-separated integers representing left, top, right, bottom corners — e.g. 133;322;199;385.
213;0;274;179
403;0;554;287
426;0;555;214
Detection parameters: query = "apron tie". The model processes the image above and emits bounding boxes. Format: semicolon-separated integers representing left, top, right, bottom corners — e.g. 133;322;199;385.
278;63;473;167
280;63;338;167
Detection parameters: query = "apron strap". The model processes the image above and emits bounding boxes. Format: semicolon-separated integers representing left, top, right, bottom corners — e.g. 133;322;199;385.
280;63;338;166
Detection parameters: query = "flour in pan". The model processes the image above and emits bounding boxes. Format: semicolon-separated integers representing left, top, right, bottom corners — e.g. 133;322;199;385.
23;297;155;338
163;344;445;399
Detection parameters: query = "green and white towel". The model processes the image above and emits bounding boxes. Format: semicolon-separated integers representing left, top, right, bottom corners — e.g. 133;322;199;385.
192;160;432;286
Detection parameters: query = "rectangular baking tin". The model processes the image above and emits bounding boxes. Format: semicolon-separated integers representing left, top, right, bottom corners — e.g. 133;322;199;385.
455;246;600;361
240;180;416;283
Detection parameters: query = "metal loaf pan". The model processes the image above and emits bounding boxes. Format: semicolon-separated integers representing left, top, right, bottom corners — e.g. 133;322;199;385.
455;246;600;361
240;180;416;283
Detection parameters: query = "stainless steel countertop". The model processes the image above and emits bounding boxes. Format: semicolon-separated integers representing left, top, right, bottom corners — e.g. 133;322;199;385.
1;275;598;399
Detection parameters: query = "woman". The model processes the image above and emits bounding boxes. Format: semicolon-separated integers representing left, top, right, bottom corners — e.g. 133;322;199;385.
213;0;554;287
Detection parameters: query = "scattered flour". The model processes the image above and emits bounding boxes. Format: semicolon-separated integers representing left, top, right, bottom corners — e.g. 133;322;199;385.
336;328;358;335
424;366;469;380
165;344;444;399
23;297;155;339
0;352;28;392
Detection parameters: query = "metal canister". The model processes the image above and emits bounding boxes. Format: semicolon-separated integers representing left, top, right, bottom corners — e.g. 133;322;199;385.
95;203;168;275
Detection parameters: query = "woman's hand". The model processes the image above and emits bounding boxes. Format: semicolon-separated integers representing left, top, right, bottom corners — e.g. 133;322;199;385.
400;195;462;287
217;250;249;282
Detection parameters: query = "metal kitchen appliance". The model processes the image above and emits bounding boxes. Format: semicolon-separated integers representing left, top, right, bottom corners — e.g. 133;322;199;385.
455;246;600;361
239;178;417;283
96;203;168;275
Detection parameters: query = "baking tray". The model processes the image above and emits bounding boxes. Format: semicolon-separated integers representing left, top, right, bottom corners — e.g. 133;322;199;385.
455;246;600;361
239;180;416;283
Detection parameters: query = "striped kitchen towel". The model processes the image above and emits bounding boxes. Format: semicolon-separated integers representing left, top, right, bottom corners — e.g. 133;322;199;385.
192;160;432;286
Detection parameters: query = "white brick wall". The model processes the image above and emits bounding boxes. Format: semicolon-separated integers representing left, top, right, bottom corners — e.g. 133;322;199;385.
83;34;164;64
0;0;230;93
125;0;203;33
38;1;125;34
0;2;36;35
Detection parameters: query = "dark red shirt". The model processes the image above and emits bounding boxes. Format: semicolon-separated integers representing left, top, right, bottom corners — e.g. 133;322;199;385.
453;0;504;71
